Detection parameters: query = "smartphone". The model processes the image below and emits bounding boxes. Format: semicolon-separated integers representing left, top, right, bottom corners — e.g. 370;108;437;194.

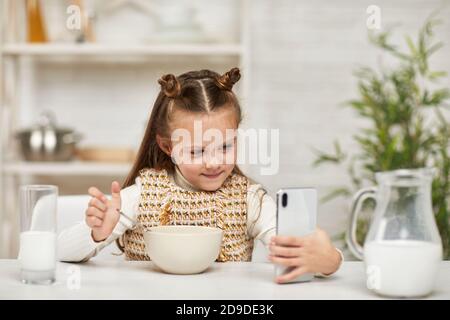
275;187;317;283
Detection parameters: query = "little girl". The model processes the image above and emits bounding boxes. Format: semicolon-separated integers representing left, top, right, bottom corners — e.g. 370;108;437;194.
58;68;343;283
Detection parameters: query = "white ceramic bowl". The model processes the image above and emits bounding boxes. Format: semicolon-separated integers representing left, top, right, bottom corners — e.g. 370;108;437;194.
143;226;223;275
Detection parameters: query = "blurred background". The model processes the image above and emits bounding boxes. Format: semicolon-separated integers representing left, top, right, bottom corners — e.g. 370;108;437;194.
0;0;449;260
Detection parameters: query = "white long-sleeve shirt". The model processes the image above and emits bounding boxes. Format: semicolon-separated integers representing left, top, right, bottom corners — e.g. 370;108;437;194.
57;167;343;276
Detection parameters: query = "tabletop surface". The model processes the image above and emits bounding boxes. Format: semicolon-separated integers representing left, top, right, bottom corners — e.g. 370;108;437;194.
0;260;449;300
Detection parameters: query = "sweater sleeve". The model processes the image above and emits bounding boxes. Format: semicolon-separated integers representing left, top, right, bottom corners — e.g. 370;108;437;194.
57;178;141;262
246;183;277;247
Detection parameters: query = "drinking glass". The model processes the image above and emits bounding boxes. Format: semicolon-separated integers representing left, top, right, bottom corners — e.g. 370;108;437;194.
19;185;58;284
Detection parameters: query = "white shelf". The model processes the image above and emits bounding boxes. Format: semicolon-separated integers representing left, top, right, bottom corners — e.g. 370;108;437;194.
2;161;131;176
1;43;244;57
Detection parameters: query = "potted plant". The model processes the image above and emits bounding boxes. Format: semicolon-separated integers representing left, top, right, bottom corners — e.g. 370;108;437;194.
314;15;450;259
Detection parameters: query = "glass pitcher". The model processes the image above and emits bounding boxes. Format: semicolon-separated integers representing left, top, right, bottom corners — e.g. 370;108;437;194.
347;168;442;297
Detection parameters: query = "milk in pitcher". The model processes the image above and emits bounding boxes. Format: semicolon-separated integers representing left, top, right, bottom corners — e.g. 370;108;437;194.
364;240;442;297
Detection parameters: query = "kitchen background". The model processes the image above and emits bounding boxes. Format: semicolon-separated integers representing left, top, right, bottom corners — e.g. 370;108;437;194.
0;0;449;260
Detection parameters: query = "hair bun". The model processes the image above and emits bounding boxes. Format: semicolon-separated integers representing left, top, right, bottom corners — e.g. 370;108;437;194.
216;67;241;91
158;74;181;98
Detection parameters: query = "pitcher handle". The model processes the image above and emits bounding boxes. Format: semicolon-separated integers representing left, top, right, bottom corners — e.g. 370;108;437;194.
346;187;377;260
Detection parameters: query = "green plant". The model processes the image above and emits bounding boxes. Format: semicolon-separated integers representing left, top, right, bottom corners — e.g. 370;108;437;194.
314;16;450;259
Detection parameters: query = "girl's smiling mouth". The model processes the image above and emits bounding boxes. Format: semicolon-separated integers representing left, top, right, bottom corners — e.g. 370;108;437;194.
202;171;223;179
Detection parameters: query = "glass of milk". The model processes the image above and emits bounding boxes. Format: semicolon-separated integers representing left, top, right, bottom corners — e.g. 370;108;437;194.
347;168;443;298
19;185;58;285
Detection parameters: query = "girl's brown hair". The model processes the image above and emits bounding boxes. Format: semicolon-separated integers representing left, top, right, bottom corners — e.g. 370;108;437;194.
122;68;245;189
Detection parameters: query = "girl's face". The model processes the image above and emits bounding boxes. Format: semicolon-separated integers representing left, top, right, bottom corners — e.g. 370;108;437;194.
159;106;238;191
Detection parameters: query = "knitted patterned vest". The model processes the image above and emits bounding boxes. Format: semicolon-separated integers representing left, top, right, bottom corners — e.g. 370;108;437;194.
120;168;254;262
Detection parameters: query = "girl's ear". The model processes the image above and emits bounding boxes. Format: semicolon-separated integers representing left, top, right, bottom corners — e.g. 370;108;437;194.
156;134;172;156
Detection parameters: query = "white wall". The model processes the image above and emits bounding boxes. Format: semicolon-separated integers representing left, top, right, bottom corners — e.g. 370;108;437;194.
246;0;450;258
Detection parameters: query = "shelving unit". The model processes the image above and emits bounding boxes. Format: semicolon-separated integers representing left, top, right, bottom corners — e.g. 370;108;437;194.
1;43;244;56
2;161;131;176
0;0;252;258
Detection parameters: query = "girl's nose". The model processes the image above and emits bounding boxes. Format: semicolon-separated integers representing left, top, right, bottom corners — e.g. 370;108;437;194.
205;163;220;171
204;153;221;169
205;160;220;170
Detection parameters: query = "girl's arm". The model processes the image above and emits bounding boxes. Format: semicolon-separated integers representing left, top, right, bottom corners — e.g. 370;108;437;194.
57;179;141;262
246;184;277;246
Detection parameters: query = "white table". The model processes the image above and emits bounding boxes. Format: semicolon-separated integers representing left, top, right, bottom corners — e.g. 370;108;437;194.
0;260;449;300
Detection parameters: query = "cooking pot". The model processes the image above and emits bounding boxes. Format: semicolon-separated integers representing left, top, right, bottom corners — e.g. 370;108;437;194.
15;111;83;162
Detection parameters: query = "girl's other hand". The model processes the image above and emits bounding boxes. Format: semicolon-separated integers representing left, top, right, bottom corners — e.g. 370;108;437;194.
268;228;342;284
85;181;122;242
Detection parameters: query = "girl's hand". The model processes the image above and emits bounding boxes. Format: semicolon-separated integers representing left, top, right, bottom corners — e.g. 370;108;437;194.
85;181;122;242
269;228;342;284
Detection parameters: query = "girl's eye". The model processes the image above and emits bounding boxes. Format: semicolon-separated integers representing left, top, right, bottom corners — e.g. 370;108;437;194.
191;149;203;157
222;143;233;152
